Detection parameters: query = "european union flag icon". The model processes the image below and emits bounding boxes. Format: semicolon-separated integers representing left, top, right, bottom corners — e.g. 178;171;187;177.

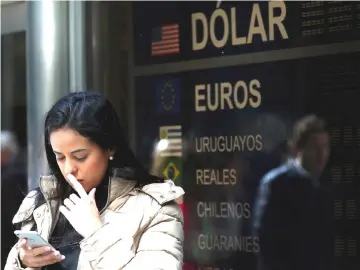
156;77;181;114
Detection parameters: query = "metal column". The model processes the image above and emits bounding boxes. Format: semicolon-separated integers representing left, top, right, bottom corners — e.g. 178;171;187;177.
27;1;86;190
69;0;86;91
86;1;108;94
127;3;136;151
1;35;15;131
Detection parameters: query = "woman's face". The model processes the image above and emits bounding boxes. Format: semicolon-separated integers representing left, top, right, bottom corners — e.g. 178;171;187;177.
50;128;111;192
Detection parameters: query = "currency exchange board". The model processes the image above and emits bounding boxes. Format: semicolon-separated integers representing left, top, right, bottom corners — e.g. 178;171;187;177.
133;1;360;269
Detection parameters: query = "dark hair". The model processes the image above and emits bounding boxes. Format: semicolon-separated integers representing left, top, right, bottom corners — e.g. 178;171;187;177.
34;92;160;198
290;114;327;150
24;92;162;231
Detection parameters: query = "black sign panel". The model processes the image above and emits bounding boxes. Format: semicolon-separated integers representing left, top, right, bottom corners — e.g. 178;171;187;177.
135;52;360;269
133;1;360;66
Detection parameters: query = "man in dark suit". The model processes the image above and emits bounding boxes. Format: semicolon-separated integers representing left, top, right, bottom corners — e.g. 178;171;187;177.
252;115;331;270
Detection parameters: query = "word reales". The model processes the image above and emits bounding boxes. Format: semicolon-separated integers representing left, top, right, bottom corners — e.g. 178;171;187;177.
196;169;236;185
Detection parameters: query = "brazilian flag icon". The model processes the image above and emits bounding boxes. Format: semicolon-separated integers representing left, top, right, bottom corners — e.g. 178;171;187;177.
161;157;182;187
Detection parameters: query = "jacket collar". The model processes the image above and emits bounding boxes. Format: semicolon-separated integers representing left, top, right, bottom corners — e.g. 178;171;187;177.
287;158;320;188
13;169;185;225
39;168;184;205
39;168;137;204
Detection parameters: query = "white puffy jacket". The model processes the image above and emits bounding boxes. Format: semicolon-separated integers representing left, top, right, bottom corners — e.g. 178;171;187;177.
5;171;184;270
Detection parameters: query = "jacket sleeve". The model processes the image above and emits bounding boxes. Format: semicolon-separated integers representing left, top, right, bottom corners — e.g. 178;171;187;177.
254;178;293;270
80;202;184;270
4;189;40;270
255;176;316;270
4;242;39;270
4;243;23;270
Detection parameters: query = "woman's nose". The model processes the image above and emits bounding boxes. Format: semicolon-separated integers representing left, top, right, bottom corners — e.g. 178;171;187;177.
64;160;77;175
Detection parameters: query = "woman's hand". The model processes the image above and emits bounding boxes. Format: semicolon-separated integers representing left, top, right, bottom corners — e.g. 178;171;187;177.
59;174;103;238
18;239;65;267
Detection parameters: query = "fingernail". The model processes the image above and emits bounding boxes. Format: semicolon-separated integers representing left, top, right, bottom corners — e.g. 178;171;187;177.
61;255;66;260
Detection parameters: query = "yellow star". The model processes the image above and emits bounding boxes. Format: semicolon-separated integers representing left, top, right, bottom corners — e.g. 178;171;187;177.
160;129;167;139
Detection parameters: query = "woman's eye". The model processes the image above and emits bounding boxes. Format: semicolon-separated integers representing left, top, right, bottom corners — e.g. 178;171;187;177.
76;156;87;161
56;156;65;161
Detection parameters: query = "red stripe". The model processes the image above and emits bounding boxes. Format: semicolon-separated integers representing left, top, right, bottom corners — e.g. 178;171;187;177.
152;24;180;56
151;48;180;56
152;39;179;45
162;37;179;42
162;33;179;36
151;48;180;55
152;41;179;48
161;24;179;30
152;44;179;50
162;29;179;33
152;48;179;53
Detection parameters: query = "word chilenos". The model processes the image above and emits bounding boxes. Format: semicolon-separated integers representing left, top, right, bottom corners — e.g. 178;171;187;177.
191;1;288;50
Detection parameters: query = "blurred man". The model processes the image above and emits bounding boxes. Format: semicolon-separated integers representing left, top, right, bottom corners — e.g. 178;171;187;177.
1;131;27;269
252;115;330;270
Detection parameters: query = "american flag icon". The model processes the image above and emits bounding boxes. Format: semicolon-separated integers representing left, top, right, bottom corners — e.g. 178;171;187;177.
151;24;180;56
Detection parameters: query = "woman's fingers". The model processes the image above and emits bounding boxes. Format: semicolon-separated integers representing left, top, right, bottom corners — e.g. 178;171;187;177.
20;244;65;268
22;250;65;268
31;246;53;257
69;193;81;204
66;174;88;199
64;198;75;211
31;251;65;267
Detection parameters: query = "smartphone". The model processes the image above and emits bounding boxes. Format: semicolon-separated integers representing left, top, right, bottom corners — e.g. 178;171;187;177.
14;230;55;249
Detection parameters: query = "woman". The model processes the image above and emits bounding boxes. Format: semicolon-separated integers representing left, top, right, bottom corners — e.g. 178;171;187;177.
5;92;184;270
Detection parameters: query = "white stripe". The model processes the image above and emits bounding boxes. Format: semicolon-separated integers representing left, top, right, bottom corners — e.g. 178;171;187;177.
160;152;182;157
168;132;181;136
168;138;182;144
166;145;182;150
162;125;181;130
